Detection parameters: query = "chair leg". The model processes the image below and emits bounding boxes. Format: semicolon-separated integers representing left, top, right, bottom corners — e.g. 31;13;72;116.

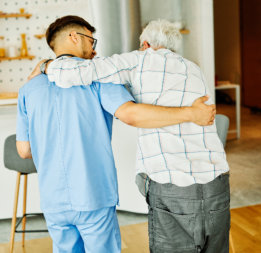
230;230;235;253
10;172;21;253
22;174;28;247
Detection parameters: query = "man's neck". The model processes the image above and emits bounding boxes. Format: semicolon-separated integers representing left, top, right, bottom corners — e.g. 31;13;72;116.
55;49;81;58
56;53;76;59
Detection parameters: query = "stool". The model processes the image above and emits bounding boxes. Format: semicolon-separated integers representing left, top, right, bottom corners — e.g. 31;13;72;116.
3;134;48;253
215;114;230;147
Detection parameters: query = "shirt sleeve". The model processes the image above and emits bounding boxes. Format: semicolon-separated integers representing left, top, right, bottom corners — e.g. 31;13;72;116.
98;83;135;116
47;51;139;88
16;89;29;141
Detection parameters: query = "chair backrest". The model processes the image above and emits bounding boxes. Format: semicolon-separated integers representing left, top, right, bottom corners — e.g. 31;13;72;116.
215;114;230;147
4;134;36;174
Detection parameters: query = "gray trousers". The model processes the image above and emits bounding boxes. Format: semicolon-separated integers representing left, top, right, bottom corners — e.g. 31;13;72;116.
145;174;230;253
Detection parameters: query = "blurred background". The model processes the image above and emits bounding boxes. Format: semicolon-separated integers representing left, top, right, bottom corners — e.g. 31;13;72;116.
0;0;260;252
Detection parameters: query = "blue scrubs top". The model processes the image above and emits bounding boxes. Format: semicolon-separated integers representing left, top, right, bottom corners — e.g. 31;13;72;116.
16;70;134;213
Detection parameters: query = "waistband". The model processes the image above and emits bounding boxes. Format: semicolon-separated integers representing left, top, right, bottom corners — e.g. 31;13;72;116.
148;173;230;200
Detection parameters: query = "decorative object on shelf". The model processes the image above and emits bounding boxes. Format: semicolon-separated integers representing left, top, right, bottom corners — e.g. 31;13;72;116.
0;36;5;57
34;34;46;39
180;29;190;34
0;9;32;19
20;33;28;57
172;21;190;34
0;55;35;62
8;45;17;58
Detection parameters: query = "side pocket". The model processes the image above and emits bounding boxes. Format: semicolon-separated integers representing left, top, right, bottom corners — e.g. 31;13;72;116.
145;179;151;205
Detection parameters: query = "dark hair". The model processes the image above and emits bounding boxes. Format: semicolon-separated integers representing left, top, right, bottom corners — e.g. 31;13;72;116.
46;15;96;50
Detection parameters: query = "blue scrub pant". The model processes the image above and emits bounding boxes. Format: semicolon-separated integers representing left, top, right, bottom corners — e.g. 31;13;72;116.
44;206;121;253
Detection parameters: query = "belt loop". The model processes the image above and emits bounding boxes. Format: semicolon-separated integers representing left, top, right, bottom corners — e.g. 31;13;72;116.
145;176;150;194
145;176;151;205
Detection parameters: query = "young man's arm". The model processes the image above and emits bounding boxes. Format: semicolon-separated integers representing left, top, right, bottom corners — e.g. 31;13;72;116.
115;97;216;128
16;89;32;159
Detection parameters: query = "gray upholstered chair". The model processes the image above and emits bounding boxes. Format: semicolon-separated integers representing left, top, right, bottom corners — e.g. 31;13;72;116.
4;134;47;253
215;114;230;147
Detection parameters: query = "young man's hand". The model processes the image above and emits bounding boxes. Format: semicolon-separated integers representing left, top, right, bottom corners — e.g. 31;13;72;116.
27;59;49;80
191;96;216;126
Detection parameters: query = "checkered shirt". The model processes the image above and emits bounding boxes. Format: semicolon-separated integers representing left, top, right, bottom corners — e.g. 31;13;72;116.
48;48;229;186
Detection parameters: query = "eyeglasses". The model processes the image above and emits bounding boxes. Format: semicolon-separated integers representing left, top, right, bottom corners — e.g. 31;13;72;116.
71;32;97;50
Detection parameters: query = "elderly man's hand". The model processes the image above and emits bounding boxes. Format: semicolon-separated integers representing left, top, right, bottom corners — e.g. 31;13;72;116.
191;96;216;126
27;59;48;80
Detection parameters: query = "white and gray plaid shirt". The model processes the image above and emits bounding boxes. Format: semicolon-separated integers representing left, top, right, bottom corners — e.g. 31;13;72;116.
48;48;229;187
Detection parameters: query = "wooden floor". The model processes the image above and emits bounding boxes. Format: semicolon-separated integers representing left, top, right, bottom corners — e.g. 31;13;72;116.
0;204;260;253
230;205;261;253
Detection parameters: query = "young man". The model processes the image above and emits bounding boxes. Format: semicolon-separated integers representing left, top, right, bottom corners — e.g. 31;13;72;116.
41;18;230;253
17;16;215;253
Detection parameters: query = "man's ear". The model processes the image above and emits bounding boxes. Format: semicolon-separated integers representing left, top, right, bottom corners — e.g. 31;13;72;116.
69;31;79;44
143;41;150;49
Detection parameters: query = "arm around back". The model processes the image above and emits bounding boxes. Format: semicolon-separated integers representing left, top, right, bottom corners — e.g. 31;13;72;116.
115;96;216;128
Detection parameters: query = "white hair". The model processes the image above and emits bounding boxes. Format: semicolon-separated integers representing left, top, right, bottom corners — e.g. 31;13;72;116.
139;19;182;52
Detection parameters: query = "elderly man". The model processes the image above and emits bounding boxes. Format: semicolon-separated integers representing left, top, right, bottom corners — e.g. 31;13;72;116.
40;19;230;253
17;16;215;253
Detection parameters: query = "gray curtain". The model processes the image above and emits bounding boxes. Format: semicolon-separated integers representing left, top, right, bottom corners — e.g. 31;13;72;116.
89;0;141;56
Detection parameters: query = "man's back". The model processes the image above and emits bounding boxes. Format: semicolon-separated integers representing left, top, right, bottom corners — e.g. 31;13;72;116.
129;49;229;186
17;73;133;213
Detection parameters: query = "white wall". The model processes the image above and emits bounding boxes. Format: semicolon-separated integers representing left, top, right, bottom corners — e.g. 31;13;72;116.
140;0;182;25
182;0;215;99
89;0;141;55
88;0;122;56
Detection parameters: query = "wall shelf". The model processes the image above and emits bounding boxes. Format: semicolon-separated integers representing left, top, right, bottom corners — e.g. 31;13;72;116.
0;13;32;19
34;34;45;39
180;29;190;34
0;55;35;62
0;92;18;99
0;92;18;105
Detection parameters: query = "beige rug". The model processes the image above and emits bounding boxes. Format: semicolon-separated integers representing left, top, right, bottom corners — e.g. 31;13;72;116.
228;138;261;208
224;105;261;208
217;105;261;208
